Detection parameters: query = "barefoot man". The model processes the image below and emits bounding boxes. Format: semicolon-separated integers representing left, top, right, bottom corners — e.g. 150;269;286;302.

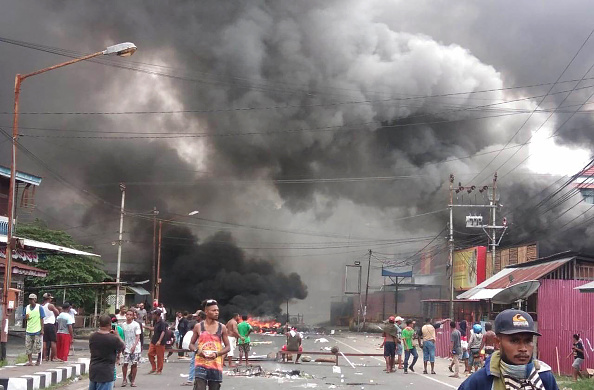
224;313;241;367
189;300;230;390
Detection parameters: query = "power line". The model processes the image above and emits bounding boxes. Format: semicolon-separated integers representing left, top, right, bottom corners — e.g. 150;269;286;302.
468;27;594;184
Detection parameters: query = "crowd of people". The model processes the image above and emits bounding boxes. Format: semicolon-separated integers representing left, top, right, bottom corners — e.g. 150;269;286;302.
23;294;575;390
89;299;261;390
382;310;565;389
23;293;76;366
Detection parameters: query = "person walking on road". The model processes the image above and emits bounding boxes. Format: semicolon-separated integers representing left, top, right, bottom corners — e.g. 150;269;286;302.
41;293;60;362
402;319;418;374
381;316;399;373
56;303;74;361
571;333;585;382
177;311;190;359
420;317;447;374
468;324;484;372
449;321;462;378
89;314;125;390
24;293;45;366
224;313;241;367
121;309;142;387
236;315;252;366
145;309;168;374
459;309;559;390
189;300;230;390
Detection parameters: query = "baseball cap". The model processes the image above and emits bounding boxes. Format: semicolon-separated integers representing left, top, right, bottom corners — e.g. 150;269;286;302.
395;316;404;322
152;309;162;315
42;293;53;299
494;309;541;336
388;316;395;323
28;293;37;300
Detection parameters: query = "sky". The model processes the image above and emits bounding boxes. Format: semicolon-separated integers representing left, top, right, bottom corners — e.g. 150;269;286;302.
1;0;594;322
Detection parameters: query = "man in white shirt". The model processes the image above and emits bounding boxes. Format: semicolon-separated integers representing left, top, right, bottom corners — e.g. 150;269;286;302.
121;309;141;387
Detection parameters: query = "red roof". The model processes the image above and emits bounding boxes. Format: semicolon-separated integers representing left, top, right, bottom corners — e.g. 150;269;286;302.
0;259;48;277
486;258;571;289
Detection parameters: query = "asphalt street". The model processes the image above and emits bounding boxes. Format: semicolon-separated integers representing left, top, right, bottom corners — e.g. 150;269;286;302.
60;332;465;390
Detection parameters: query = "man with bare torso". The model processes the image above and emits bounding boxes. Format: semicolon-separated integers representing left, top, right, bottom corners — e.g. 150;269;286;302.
480;322;498;356
224;313;241;367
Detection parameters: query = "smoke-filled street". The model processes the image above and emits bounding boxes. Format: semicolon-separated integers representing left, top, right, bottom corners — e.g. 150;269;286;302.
1;1;594;389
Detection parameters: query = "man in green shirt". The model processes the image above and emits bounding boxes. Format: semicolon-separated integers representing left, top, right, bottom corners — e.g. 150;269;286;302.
237;315;252;366
401;319;418;374
24;293;45;366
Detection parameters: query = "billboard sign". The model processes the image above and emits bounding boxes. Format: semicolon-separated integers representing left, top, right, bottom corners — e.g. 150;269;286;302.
453;246;487;290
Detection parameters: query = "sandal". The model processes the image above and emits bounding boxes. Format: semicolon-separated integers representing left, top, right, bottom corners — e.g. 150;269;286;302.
181;382;193;386
121;382;127;387
130;384;137;387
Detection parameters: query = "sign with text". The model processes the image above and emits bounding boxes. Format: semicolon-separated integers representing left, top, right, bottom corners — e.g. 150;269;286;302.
453;246;487;290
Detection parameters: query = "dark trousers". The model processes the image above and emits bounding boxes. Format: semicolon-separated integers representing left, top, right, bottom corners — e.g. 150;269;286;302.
404;347;418;369
194;378;221;390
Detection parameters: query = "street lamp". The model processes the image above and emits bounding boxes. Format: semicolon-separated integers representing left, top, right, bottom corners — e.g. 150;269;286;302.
1;42;137;356
154;210;200;302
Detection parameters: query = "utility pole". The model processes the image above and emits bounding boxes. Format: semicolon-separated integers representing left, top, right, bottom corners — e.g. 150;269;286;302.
115;183;126;310
362;249;372;331
155;221;163;302
447;173;508;320
151;207;158;298
449;174;455;320
490;173;498;276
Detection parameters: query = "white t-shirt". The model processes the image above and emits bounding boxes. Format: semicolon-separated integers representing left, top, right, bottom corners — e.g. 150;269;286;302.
116;313;127;324
42;303;56;324
121;321;142;354
182;330;194;350
160;307;167;321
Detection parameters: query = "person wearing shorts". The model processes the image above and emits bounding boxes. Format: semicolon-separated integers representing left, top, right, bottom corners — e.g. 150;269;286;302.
382;316;399;372
420;317;445;374
237;315;252;366
225;314;241;367
572;334;585;381
121;309;141;387
24;294;45;366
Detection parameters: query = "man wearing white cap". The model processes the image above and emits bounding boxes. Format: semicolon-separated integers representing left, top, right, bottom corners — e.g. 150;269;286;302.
24;293;45;366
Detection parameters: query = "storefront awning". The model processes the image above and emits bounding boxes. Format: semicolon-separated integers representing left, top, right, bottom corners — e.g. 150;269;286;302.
127;286;150;296
0;235;100;258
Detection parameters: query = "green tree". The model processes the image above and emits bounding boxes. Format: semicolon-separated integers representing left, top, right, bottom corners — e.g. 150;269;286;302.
18;219;108;312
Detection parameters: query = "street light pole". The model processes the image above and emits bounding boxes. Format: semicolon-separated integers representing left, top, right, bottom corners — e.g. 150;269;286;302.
1;42;137;352
115;183;126;309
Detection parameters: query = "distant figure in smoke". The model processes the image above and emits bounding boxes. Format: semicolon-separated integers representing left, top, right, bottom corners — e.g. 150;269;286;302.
237;315;253;366
224;313;241;367
189;300;230;390
283;326;302;364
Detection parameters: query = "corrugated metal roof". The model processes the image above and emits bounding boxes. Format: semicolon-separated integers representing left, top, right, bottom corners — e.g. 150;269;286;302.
127;286;150;296
457;268;514;299
486;258;572;289
574;280;594;292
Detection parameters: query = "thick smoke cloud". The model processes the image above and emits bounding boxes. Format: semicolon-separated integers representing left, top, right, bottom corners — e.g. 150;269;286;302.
1;1;594;321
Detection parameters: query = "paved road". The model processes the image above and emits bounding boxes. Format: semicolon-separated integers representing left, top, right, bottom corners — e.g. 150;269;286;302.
60;332;466;390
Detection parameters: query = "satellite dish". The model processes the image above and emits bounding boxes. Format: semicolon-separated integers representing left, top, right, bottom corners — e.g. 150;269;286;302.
491;280;540;305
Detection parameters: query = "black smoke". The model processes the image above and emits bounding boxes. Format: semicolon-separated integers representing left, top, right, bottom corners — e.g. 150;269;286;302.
1;1;594;322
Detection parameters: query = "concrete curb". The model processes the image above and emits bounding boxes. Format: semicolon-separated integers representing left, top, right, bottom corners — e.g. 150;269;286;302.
0;358;89;390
